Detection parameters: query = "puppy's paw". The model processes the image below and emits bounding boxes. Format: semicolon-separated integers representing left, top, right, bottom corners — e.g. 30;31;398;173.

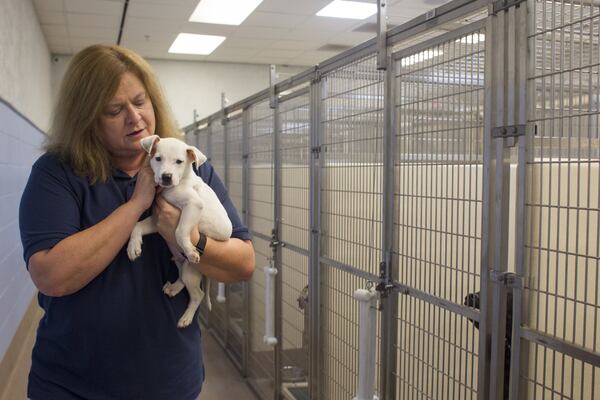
177;314;194;328
163;281;184;297
127;238;143;261
184;249;201;264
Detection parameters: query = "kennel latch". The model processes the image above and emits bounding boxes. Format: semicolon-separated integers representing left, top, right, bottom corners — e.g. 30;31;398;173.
491;124;526;139
490;271;523;289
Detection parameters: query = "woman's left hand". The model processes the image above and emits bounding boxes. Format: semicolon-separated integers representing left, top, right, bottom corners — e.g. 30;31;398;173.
154;196;199;248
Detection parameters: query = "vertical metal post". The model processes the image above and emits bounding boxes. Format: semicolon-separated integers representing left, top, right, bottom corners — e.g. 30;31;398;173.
377;0;388;71
508;3;529;399
309;73;323;400
488;8;511;399
484;3;528;399
270;65;277;109
241;108;251;378
478;9;495;400
379;54;398;400
271;83;283;400
221;95;230;351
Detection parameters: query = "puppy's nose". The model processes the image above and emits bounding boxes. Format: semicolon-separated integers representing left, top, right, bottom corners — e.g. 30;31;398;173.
161;173;173;185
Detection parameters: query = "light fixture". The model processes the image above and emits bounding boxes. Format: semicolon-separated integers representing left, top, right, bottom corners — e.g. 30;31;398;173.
168;33;226;55
189;0;264;25
316;0;377;20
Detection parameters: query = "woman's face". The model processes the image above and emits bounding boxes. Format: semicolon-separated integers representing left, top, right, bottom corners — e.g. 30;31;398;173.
97;71;156;160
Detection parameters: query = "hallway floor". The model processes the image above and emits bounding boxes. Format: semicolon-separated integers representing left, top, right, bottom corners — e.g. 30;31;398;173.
0;309;257;400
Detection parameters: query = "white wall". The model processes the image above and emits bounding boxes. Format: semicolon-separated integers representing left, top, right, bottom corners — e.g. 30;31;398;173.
0;0;52;364
51;55;306;128
0;0;53;132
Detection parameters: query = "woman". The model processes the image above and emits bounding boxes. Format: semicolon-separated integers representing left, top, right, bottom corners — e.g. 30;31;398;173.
19;44;254;399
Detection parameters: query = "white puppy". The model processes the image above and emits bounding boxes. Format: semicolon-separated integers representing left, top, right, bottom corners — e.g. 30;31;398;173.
127;135;232;328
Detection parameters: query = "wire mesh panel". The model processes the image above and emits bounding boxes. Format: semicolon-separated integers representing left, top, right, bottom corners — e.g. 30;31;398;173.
393;24;486;398
227;115;245;214
211;121;226;183
320;54;385;399
522;0;600;398
247;99;276;399
197;124;211;158
224;113;245;365
195;125;211;325
277;91;311;393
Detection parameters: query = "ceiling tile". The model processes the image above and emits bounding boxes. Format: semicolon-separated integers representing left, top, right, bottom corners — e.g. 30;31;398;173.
33;0;65;12
66;13;121;29
127;2;195;20
69;26;118;41
242;12;309;29
64;0;123;16
257;0;330;16
49;44;73;55
233;26;290;40
297;15;367;32
221;37;275;49
255;48;304;59
210;46;259;58
271;40;326;51
36;10;67;25
42;24;69;37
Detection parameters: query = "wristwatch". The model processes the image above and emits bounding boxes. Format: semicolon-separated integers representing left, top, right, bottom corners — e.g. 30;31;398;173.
195;233;207;256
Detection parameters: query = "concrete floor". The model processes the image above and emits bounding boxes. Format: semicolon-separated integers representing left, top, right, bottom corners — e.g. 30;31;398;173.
0;312;257;400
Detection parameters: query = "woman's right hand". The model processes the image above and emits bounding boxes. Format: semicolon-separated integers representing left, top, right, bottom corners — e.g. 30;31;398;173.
130;160;157;213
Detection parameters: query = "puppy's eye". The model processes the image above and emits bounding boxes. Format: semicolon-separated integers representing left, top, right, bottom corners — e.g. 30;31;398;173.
155;156;161;162
176;160;183;164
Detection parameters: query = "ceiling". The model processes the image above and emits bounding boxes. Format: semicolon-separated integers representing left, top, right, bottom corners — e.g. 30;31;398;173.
32;0;452;67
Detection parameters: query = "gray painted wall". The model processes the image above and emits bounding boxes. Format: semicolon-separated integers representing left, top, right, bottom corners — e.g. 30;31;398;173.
0;99;45;362
0;0;52;364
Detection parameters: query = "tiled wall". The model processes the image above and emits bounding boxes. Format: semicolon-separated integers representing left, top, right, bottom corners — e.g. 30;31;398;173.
0;98;45;362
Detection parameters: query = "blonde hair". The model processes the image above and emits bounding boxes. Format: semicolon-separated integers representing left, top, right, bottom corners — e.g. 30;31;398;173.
46;44;180;183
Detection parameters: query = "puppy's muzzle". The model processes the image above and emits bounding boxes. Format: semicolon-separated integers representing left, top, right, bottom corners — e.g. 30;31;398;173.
161;173;173;186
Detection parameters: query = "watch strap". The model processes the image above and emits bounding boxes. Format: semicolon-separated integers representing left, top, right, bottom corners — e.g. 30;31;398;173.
196;233;207;256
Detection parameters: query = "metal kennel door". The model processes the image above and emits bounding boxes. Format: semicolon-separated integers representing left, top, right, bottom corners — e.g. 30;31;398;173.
510;0;600;398
392;19;488;399
246;99;277;399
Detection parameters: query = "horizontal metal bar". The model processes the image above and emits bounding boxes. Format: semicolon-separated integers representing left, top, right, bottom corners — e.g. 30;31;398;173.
520;328;600;367
392;282;482;322
278;86;311;104
225;88;271;115
393;18;486;61
320;256;380;282
281;242;310;257
317;38;378;76
251;231;271;243
492;0;526;14
387;0;489;48
274;66;318;94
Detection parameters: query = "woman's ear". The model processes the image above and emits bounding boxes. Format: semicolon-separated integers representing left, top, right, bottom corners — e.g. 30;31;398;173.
140;135;160;154
187;146;207;166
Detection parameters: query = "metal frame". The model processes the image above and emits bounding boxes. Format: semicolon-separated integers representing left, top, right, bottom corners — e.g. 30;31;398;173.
178;0;600;398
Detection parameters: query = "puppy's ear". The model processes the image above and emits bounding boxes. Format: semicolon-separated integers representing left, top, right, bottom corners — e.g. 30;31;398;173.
140;135;160;154
187;146;207;166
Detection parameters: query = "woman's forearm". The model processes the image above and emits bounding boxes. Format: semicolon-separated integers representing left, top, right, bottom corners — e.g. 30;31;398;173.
28;200;147;297
190;238;255;283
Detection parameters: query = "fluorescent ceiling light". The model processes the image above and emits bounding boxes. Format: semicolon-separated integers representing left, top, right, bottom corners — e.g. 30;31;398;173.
401;49;443;67
189;0;263;25
168;33;226;55
457;33;485;44
316;0;377;20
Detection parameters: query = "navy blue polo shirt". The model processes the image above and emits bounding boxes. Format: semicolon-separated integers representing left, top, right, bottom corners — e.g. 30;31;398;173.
19;152;250;400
